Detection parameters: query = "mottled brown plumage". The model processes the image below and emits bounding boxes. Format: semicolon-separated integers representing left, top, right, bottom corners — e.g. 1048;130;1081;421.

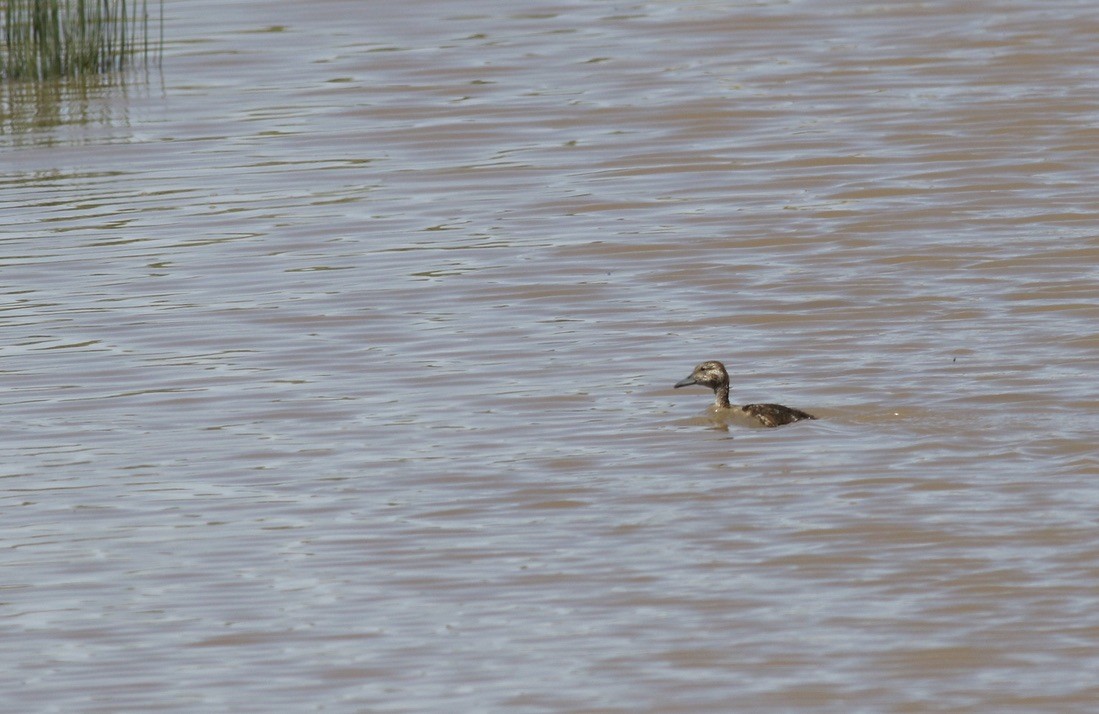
674;360;815;427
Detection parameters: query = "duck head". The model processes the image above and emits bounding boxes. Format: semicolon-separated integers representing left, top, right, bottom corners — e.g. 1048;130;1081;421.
675;360;732;408
674;360;729;392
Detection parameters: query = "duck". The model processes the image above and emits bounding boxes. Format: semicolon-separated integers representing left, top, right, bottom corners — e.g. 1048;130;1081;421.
674;360;816;427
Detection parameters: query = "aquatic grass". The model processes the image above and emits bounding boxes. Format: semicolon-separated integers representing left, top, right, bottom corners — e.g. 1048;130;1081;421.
2;0;162;80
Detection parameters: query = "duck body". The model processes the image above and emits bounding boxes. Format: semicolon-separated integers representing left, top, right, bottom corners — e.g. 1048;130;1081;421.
674;360;815;428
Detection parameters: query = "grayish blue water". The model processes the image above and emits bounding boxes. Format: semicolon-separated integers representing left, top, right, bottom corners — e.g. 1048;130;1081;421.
3;1;1099;711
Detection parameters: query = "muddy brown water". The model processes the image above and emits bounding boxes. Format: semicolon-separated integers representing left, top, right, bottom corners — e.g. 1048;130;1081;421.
3;1;1099;711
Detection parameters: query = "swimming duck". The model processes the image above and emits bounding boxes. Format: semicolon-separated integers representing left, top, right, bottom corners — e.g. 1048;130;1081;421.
674;360;816;427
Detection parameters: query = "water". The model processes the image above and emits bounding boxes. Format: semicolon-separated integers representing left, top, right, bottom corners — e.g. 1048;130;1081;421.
3;1;1099;711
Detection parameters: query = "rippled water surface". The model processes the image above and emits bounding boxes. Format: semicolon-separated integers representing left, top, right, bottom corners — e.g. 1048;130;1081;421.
4;1;1099;711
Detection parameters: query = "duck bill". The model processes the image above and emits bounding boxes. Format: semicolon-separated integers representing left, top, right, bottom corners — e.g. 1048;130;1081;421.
674;376;697;389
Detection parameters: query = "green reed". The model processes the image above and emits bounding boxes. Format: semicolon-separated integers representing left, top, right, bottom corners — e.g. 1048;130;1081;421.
2;0;161;80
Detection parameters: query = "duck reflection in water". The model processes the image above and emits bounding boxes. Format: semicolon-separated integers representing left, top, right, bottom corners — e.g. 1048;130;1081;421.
674;360;816;428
